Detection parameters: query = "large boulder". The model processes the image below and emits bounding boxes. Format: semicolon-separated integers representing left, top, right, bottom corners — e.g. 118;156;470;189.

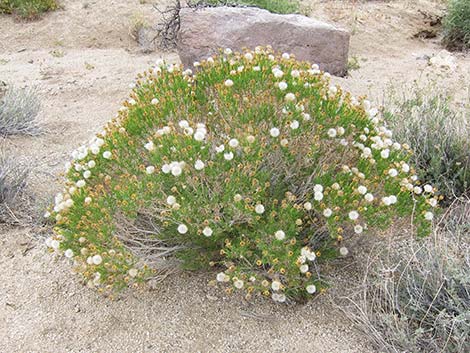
177;6;350;76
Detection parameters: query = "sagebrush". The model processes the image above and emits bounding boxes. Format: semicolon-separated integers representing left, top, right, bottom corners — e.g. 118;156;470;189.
47;48;436;302
0;146;30;223
383;83;470;200
339;201;470;352
0;85;41;136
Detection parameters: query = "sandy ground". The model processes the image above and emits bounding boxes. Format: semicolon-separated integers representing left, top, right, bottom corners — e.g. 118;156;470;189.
0;0;469;352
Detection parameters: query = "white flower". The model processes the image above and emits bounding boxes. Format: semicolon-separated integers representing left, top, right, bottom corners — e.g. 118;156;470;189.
167;195;176;205
323;208;332;217
306;284;316;294
337;127;345;136
64;249;74;258
84;197;92;204
253;66;261;72
51;239;60;250
270;127;280;137
314;192;323;201
354;225;363;234
380;149;390;159
216;272;229;282
389;195;397;204
414;186;423;195
246;135;255;143
128;98;136;105
285;93;296;102
88;160;96;168
273;68;284;78
282;53;290;60
64;199;74;208
234;194;242;202
103;151;112;159
215;144;225;153
244;52;254;61
194;131;205;141
92;255;103;265
388;168;398;177
349;210;359;220
255;204;265;214
302;113;311;121
129;268;138;277
151;98;159;105
339;247;349;256
146;166;155;174
271;280;281;291
424;212;434;221
234;279;244;289
327;128;337;138
382;197;392;206
171;165;182;176
424;184;433;193
228;138;239;148
304;202;312;211
224;152;234;161
357;185;367;194
203;226;213;237
76;180;86;188
274;230;286;240
278;81;288;91
177;224;188;234
224;79;234;87
224;48;232;55
428;198;438;207
162;164;171;173
194;160;205;170
300;264;309;273
291;69;300;78
313;184;323;193
402;163;410;173
365;193;374;202
290;120;299;129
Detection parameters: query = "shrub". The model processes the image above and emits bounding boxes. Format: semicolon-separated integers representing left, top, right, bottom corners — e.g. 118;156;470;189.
0;85;41;136
0;0;58;19
195;0;300;14
383;83;470;201
443;0;470;51
339;201;470;352
0;145;30;223
46;48;436;301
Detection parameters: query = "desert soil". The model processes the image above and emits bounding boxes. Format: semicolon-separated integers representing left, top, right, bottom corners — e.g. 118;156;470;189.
0;0;468;352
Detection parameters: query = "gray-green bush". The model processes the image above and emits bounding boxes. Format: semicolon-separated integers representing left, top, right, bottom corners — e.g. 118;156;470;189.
0;147;30;223
0;86;41;136
196;0;300;14
383;84;470;200
339;201;470;352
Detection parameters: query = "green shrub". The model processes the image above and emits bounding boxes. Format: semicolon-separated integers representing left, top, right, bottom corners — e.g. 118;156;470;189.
443;0;470;50
0;0;58;19
194;0;300;14
383;84;470;201
0;85;41;136
339;202;470;352
46;48;436;301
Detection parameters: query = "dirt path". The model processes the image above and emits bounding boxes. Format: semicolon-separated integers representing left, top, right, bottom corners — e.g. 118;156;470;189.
0;1;468;352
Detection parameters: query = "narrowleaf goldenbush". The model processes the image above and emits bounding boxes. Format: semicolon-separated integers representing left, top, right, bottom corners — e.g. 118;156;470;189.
46;47;437;302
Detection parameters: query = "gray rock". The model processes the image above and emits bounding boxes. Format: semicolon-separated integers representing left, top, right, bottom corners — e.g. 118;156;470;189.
177;6;350;76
